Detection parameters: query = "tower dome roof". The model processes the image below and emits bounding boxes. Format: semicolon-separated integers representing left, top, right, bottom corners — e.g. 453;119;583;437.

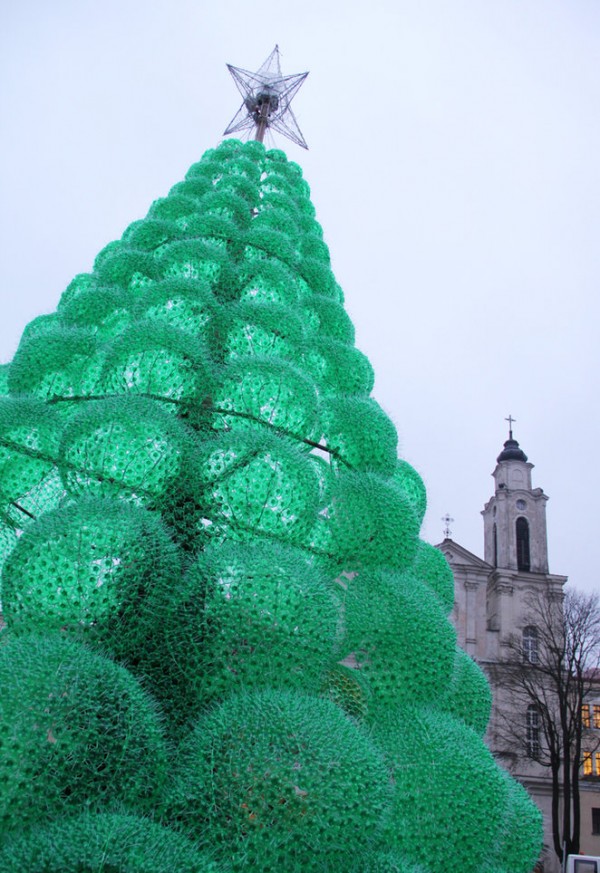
497;437;528;463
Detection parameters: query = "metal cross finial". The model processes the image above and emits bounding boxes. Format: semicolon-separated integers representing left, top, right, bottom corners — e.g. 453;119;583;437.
505;414;516;439
442;514;454;539
224;46;309;149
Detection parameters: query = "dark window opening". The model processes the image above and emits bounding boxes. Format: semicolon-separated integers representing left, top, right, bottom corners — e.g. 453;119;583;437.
516;516;530;571
592;807;600;835
493;523;498;567
523;626;539;664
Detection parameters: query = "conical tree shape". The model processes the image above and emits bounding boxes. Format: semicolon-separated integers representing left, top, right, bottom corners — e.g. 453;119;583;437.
0;138;542;873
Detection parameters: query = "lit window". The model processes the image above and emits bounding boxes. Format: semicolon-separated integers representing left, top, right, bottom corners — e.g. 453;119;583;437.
594;705;600;729
584;753;600;777
526;705;540;758
523;626;539;664
583;704;591;728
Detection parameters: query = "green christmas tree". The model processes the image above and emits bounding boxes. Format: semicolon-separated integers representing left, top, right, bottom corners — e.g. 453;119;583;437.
0;73;542;873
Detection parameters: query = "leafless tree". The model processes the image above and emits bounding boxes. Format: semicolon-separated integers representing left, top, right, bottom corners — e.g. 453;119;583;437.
495;585;600;865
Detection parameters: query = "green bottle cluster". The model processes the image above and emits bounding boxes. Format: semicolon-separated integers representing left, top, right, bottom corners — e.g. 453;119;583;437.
0;139;542;872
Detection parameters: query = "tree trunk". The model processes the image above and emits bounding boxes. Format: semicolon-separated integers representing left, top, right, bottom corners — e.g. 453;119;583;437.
552;755;563;860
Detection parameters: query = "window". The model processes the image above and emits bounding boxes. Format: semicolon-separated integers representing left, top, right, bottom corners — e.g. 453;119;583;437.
523;626;539;664
583;752;600;777
583;704;591;728
493;523;498;567
584;705;600;730
516;516;531;571
574;861;599;873
593;808;600;835
526;705;540;758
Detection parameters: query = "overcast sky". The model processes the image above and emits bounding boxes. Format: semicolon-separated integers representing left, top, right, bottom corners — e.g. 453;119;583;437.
1;0;599;594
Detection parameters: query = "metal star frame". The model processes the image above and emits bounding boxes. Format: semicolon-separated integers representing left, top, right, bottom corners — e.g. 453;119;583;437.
224;46;309;149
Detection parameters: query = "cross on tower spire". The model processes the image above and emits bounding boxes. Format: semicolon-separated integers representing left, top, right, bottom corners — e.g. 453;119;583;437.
505;414;516;439
442;513;455;539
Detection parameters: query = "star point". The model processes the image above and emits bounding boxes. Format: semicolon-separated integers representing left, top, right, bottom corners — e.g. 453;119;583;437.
223;46;309;150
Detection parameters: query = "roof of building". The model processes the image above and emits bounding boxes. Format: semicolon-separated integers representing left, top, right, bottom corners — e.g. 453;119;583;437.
497;436;528;464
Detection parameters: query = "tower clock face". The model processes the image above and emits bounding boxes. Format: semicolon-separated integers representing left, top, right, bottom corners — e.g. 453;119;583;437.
516;499;527;510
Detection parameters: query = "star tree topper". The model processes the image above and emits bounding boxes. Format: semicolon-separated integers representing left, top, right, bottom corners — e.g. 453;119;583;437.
224;46;309;149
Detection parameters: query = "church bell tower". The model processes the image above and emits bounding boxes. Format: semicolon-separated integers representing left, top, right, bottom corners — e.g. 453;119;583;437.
481;421;549;574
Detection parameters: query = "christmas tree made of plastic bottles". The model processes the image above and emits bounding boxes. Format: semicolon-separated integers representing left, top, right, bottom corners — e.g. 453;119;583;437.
0;68;542;873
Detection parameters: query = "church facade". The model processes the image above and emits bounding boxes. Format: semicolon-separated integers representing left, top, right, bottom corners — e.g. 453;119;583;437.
437;430;600;872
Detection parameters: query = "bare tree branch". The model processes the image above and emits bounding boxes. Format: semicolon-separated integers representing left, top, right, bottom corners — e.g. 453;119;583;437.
495;583;600;864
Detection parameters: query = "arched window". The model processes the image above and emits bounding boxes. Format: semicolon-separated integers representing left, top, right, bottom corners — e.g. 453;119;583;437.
493;523;498;567
526;705;540;758
522;625;539;664
516;516;530;571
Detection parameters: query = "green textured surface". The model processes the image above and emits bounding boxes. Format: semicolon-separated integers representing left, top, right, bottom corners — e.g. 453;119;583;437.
375;706;511;873
2;496;181;654
8;327;102;401
0;363;10;396
440;645;492;735
342;570;455;718
0;397;64;575
59;395;194;504
355;857;430;873
410;540;455;613
99;319;212;403
207;301;305;363
195;429;320;546
0;397;63;514
135;278;217;338
489;770;544;873
319;395;399;475
212;358;319;438
0;634;168;831
58;283;130;338
303;336;374;396
391;459;427;525
0;139;542;872
0;813;224;873
168;689;391;872
305;295;353;341
323;662;371;722
316;471;420;571
135;540;339;728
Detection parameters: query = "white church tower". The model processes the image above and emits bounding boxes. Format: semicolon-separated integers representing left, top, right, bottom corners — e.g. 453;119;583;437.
481;419;550;575
439;425;563;665
435;424;598;873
